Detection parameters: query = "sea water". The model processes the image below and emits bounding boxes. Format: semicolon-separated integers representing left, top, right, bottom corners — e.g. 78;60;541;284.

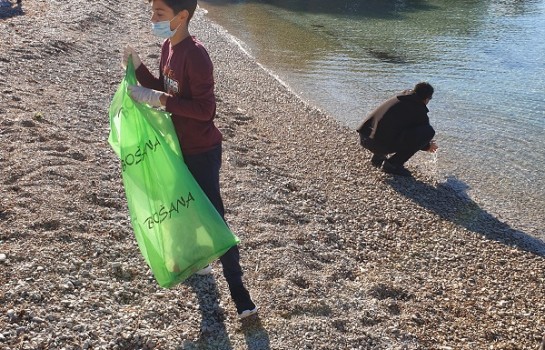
200;0;545;240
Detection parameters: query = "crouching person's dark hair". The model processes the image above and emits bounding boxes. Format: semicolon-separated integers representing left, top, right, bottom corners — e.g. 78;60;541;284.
414;82;434;101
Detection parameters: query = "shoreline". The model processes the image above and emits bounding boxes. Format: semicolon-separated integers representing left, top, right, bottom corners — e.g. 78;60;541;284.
1;1;544;349
195;9;545;254
198;3;545;241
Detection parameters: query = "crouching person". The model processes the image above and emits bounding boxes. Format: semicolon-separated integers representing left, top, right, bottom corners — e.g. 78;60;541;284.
357;82;438;177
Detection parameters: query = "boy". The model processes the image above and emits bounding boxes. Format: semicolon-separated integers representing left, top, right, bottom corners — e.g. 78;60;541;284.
122;0;257;319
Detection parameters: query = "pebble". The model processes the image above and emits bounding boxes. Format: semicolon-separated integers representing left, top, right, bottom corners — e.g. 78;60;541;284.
31;316;45;323
61;282;74;290
6;309;15;319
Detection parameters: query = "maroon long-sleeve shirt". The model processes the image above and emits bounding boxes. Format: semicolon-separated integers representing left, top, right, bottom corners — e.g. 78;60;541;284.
135;36;222;155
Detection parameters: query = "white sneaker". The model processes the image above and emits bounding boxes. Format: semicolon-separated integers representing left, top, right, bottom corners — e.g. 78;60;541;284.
238;306;258;319
195;265;213;275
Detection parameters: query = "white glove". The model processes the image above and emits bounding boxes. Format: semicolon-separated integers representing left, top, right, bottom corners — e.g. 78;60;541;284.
128;85;164;107
122;46;142;69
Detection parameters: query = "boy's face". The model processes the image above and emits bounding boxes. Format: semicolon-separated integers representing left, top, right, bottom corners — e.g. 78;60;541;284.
150;0;189;30
150;0;176;23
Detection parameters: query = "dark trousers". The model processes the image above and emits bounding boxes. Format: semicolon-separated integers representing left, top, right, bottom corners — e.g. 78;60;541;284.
360;124;435;166
183;145;243;287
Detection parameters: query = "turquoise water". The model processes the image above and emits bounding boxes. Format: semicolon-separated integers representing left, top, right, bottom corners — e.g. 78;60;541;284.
200;0;545;238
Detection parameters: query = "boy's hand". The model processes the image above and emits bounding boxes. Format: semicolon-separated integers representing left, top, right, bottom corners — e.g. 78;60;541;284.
128;85;164;107
427;140;438;153
122;46;142;69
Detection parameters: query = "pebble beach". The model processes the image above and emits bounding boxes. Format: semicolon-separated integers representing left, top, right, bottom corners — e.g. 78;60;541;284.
1;1;544;349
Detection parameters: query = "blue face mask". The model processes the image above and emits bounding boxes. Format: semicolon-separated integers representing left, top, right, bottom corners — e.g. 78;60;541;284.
151;17;179;38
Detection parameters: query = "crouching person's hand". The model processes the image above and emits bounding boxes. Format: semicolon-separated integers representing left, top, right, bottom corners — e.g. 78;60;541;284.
427;140;438;153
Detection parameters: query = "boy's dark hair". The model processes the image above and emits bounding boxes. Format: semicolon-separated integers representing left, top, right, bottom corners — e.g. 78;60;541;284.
149;0;198;21
413;82;434;100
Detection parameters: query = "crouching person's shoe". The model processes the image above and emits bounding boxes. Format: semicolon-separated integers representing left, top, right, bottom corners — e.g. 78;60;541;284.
382;161;412;177
370;154;387;168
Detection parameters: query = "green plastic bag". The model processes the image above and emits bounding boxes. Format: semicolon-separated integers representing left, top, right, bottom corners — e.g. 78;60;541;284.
108;59;239;288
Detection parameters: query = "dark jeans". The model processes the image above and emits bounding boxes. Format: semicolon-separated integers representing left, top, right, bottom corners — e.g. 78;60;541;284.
359;124;435;166
183;145;243;287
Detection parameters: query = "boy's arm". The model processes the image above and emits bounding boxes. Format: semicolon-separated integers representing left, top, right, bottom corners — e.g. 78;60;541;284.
164;50;216;121
135;64;164;92
123;46;164;91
